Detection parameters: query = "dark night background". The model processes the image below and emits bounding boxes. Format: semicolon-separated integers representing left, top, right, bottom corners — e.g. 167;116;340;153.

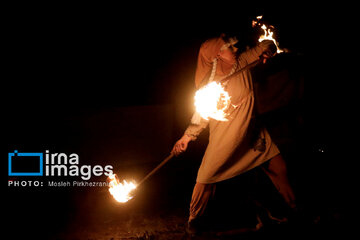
3;2;356;240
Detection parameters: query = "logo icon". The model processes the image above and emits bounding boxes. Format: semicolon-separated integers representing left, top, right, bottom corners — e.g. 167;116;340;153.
8;150;43;176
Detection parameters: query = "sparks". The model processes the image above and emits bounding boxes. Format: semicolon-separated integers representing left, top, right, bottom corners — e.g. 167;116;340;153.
194;81;232;121
108;173;137;203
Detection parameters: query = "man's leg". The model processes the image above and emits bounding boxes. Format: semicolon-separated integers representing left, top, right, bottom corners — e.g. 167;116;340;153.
189;182;216;222
262;154;318;226
261;154;297;209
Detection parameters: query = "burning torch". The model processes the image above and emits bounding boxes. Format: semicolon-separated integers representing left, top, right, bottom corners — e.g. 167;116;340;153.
108;154;174;203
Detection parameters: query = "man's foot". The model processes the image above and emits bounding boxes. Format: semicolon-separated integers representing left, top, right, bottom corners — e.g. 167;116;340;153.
266;209;289;224
186;219;202;237
215;215;264;237
255;204;288;226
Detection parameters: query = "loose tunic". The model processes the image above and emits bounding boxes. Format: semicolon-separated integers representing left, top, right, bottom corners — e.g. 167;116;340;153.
185;36;280;184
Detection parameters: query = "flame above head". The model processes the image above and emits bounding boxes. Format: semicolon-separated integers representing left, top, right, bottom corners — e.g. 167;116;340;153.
194;81;232;121
258;24;283;54
108;174;137;203
253;15;283;54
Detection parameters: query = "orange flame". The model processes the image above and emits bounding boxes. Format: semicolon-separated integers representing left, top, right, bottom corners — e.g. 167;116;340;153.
194;81;232;121
108;174;137;203
258;24;283;54
255;16;283;54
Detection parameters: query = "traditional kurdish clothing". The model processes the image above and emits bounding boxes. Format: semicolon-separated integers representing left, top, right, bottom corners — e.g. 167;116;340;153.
185;36;280;184
183;35;297;227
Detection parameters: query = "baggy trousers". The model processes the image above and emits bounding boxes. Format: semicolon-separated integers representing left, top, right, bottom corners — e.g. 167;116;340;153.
189;154;296;222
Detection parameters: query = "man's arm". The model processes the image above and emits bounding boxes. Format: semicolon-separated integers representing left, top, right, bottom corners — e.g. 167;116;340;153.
184;119;209;141
171;120;208;156
238;40;277;66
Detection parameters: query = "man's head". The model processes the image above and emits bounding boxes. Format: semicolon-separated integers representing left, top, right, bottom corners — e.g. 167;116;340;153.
219;33;239;62
220;35;238;51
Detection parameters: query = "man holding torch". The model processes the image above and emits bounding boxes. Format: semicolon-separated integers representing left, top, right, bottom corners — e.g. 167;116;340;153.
171;33;298;234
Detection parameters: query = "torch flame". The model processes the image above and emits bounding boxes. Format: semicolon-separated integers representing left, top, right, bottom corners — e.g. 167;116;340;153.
108;173;137;203
258;24;283;54
194;81;232;121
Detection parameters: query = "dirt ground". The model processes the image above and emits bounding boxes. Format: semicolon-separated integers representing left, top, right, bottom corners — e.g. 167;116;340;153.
6;144;352;240
49;158;350;240
55;193;348;240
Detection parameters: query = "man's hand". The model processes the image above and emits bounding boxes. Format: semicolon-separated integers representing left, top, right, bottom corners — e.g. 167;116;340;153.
260;40;277;63
261;52;272;63
171;134;192;156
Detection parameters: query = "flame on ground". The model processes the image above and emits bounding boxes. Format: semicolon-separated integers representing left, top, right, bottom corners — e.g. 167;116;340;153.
108;173;137;203
194;81;232;121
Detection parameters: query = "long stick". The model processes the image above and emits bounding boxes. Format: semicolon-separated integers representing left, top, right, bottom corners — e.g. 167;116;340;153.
137;153;174;187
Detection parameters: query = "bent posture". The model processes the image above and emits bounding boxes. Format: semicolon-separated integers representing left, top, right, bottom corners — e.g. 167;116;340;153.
172;34;297;232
